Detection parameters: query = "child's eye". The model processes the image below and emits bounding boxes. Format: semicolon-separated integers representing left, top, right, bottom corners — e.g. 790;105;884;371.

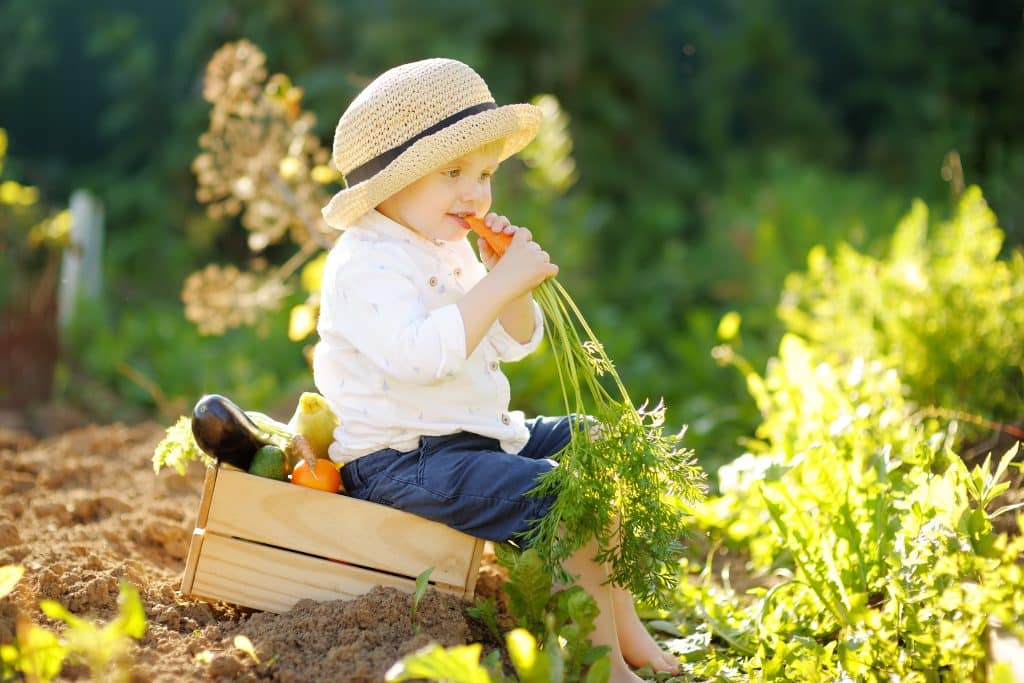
443;168;460;178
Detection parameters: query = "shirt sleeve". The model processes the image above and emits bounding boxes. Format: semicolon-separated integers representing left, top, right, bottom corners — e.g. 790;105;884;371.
488;298;545;362
325;249;468;385
452;237;545;362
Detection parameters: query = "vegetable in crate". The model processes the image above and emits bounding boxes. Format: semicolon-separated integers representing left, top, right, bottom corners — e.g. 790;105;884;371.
248;444;289;481
468;215;706;603
291;458;342;493
191;394;316;472
287;392;340;460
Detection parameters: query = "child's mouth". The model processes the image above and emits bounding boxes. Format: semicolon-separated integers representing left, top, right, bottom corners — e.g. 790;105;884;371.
448;214;470;230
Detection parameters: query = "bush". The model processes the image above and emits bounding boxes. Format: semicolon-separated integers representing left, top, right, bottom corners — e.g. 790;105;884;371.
779;186;1024;426
674;189;1024;679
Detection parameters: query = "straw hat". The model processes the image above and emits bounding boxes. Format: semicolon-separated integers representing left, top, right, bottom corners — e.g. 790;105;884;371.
321;58;542;229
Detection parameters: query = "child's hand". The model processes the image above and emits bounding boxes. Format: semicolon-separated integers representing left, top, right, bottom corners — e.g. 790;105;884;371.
479;213;558;297
476;212;517;270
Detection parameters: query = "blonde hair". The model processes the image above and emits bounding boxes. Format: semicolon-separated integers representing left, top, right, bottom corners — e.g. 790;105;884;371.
477;137;505;157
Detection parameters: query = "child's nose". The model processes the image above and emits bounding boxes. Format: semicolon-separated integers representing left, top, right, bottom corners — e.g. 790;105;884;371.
460;179;490;204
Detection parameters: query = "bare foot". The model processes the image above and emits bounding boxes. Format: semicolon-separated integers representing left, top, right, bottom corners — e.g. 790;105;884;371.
609;655;647;683
612;591;681;674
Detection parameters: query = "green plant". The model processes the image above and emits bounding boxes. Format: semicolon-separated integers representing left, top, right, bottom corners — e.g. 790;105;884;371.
465;597;502;645
411;567;434;635
777;186;1024;429
386;641;500;683
232;634;260;663
62;297;312;422
682;336;1024;678
643;188;1024;679
492;546;611;682
388;547;611;683
1;567;147;683
151;415;212;475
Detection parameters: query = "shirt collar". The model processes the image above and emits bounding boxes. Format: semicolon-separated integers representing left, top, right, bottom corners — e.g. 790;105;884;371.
356;209;462;257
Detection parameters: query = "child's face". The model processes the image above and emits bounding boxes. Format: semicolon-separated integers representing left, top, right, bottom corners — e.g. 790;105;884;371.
376;146;500;242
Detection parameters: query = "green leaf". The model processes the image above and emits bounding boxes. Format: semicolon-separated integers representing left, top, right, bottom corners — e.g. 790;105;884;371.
565;588;598;624
152;416;212;475
717;311;742;342
413;567;433;615
990;662;1018;683
543;619;565;683
0;565;24;600
112;581;147;639
984;444;1020;506
992;502;1024;519
645;619;684;637
39;599;85;628
15;622;66;681
581;646;611;666
466;597;502;644
385;643;491;683
233;634;259;663
492;541;520;570
507;628;552;683
582;653;611;683
1;643;18;680
411;566;433;634
505;549;552;636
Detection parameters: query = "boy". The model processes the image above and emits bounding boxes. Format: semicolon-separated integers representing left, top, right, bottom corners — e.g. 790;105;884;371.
314;58;678;681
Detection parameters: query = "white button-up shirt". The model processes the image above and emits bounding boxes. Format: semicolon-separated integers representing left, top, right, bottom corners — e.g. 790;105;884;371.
313;209;544;463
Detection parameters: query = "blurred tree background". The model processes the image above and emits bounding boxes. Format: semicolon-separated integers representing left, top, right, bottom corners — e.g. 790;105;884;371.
1;0;1021;469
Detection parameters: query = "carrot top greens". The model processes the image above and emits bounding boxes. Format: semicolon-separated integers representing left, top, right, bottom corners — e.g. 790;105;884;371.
469;217;706;603
526;279;706;603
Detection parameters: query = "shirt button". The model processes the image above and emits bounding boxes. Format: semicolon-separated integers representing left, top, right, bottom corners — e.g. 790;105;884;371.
453;268;462;278
428;276;439;287
501;413;511;425
488;361;499;372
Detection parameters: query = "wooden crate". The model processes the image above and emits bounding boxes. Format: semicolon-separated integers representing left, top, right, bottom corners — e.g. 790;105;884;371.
180;464;485;613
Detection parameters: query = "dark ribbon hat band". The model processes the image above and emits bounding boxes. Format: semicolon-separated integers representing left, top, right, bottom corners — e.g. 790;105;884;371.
344;102;498;186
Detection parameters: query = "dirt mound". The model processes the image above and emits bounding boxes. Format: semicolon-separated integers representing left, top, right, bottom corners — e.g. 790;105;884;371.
0;422;506;681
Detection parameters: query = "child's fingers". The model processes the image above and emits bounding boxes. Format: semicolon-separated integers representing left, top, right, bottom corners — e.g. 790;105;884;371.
510;227;534;243
477;238;497;265
484;212;512;233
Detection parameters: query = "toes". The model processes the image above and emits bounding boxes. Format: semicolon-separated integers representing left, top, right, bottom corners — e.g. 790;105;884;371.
656;653;680;674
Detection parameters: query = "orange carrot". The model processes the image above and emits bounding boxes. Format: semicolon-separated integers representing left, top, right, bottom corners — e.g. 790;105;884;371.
465;215;513;257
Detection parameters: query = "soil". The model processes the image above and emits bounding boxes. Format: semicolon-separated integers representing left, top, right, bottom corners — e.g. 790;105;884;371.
0;421;513;682
3;419;1019;681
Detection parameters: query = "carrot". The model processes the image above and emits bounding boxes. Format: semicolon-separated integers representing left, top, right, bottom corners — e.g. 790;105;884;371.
465;215;513;257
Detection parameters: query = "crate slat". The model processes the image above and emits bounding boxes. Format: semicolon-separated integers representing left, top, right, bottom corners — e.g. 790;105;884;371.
180;528;206;598
195;465;220;528
189;532;434;613
203;467;478;588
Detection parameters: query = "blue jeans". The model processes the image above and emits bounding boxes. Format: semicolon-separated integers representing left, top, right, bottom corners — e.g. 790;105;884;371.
339;415;573;543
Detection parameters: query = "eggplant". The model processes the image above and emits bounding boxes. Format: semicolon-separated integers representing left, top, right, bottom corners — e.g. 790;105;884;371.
191;394;272;470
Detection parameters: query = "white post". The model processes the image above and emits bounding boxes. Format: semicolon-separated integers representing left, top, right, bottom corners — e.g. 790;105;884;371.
58;189;104;331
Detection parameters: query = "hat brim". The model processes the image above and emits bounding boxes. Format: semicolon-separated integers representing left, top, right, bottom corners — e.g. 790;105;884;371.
322;102;542;230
